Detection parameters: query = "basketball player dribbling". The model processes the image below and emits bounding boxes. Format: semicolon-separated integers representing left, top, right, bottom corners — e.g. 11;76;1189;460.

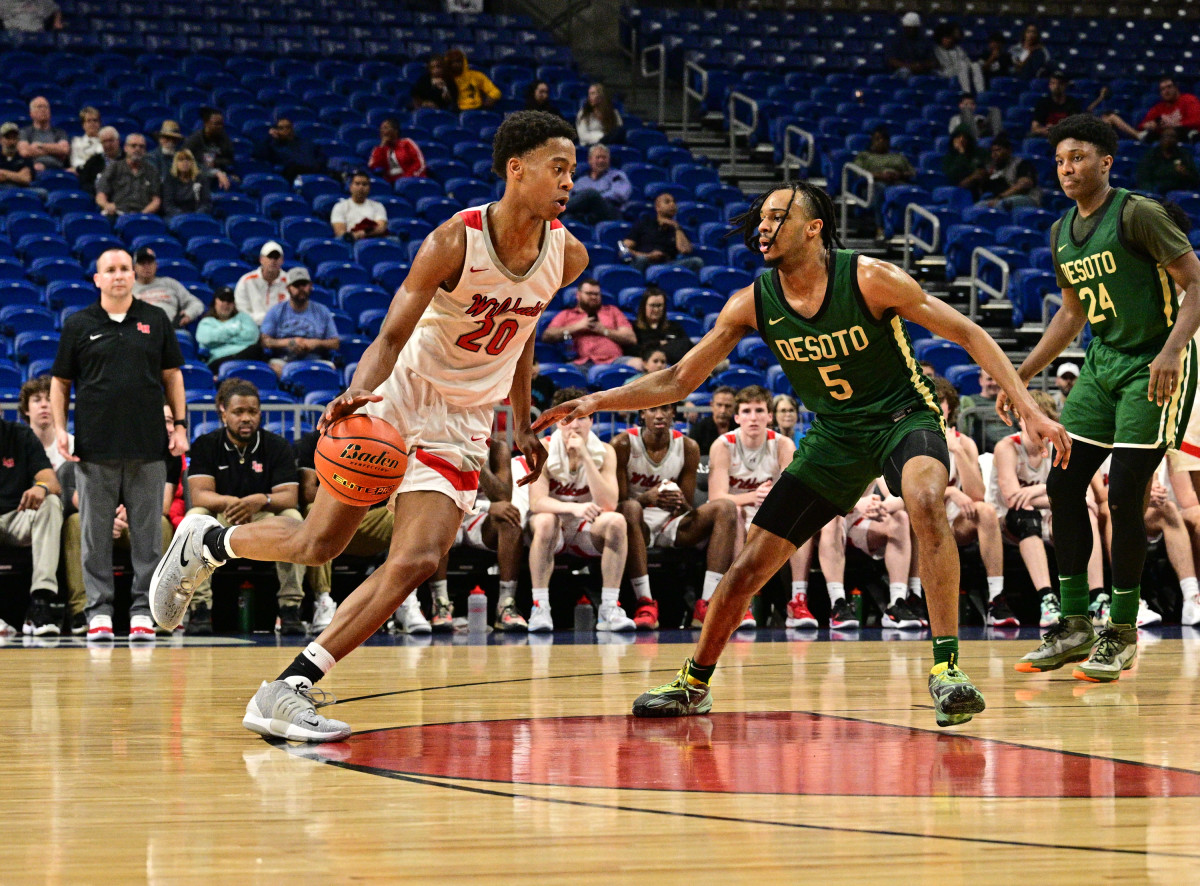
149;111;588;742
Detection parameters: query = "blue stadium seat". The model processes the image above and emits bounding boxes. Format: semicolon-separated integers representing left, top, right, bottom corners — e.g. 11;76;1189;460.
17;235;71;262
713;366;766;389
73;234;124;264
944;363;981;397
644;264;700;296
734;336;771;369
593;264;643;294
766;365;792;396
217;359;278;391
373;262;409;293
13;332;60;364
0;305;55;336
673;287;724;318
181;361;216;391
337;335;370;363
914;339;969;377
130;235;185;260
588;363;639;389
298;238;351;267
30;257;86;285
7;212;56;240
278;217;331;246
262;193;313;220
169;214;222;240
115;213;168;242
226;215;276;245
187;236;241;265
338;284;390;317
393;177;444;203
699;266;752;292
60;213;112;242
315;262;370;289
538;363;589;390
203;260;251;289
44;280;94;310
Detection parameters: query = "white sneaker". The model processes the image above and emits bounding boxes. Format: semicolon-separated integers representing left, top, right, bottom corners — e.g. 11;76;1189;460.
596;602;635;632
87;614;114;640
0;617;13;636
1136;598;1162;627
128;615;157;641
1182;594;1200;627
149;512;224;630
527;602;554;633
396;599;431;634
311;594;337;632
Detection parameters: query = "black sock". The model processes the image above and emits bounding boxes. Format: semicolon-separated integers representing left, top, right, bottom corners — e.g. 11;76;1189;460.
277;652;325;687
203;526;233;561
687;659;716;684
1090;588;1106;602
1038;586;1055;601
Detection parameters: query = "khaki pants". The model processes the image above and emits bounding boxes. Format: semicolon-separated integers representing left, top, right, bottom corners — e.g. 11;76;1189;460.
307;506;395;596
0;495;63;594
188;507;304;607
63;512;173;617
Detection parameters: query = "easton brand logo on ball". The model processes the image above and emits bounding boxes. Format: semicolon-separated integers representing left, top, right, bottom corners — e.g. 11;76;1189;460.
338;442;403;471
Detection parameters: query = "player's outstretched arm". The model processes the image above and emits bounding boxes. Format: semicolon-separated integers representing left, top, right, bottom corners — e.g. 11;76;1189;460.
859;256;1072;467
1150;249;1200;405
319;216;468;430
530;285;757;431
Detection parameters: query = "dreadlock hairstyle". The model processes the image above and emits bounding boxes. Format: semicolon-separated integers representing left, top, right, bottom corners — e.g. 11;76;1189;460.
729;180;844;256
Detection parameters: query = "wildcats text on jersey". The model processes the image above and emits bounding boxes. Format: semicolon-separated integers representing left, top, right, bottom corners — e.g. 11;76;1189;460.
464;293;546;319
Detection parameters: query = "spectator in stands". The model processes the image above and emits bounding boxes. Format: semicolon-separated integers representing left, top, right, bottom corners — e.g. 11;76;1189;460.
771;393;803;445
78;125;119;195
196;285;262;371
977;32;1012;84
131;247;203;327
932;22;984;95
853;126;915;240
161;149;211;219
622;192;703;273
1105;77;1200;143
409;53;457;111
625;345;668;381
1;0;60;30
689;384;735;453
948;93;1001;141
920;360;936;378
0;407;63;637
978;132;1040;209
445;48;501;111
884;12;936;78
1135;126;1200;194
1011;24;1051;79
542;277;637;367
1030;73;1082;137
234;240;289;325
0;122;33;189
20;376;70;469
633;285;691;365
958;367;1009;451
368;118;425;183
50;247;188;641
1054;361;1079;409
259;266;339;373
256;117;325;181
331;170;388;241
183;378;304;635
525;80;566;119
529;361;557;412
943;127;989;198
183;107;233;190
563;143;630;224
146;120;183;180
17;96;68;172
575;83;623;146
69;106;102;171
95;132;160;216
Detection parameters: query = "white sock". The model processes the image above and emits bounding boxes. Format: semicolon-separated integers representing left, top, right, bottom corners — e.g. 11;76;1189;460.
889;582;907;605
908;576;922;598
631;574;652;600
532;587;550;607
1181;576;1199;600
987;576;1005;602
791;580;807;599
827;582;845;604
702;570;722;601
601;587;619;606
430;579;449;603
284;642;335;691
219;525;241;560
499;580;518;604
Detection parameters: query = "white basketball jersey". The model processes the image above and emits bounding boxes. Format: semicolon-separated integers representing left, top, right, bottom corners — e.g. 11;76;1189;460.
625;427;687;497
387;203;564;408
987;433;1050;517
717;429;782;493
947;429;962;492
510;455;530;525
545;444;593;503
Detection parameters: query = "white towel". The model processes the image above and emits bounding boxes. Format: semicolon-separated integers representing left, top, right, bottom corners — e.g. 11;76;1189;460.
545;427;606;482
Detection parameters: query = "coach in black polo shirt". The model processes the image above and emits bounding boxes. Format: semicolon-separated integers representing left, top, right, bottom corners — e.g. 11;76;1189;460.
184;377;304;635
50;248;188;640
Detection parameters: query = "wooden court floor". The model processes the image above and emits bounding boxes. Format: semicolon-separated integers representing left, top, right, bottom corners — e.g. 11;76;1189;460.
6;628;1200;885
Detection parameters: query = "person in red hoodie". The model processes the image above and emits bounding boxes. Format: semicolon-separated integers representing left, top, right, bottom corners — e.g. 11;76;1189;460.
367;118;425;182
1103;76;1200;142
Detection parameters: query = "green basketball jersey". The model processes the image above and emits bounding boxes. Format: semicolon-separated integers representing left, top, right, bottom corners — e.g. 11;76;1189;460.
1055;188;1178;352
755;250;941;426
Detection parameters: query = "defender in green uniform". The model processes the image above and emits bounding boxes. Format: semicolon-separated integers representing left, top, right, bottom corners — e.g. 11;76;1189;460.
535;182;1069;727
1005;115;1200;683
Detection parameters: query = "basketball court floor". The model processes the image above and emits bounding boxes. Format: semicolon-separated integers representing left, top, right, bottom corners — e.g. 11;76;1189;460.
6;627;1200;884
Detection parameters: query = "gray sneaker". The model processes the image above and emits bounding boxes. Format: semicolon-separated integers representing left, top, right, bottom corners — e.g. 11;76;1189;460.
1015;615;1096;673
149;513;224;630
1073;621;1138;683
242;680;351;742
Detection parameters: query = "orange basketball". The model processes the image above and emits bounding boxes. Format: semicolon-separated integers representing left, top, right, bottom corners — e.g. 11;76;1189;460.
315;415;408;506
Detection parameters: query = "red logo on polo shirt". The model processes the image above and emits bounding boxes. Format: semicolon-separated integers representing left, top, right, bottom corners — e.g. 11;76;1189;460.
137;322;150;334
1;458;13;468
252;461;263;473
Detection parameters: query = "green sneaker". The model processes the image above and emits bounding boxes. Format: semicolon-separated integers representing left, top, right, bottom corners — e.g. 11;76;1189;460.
1015;615;1096;673
928;660;986;727
632;659;713;718
1073;621;1137;683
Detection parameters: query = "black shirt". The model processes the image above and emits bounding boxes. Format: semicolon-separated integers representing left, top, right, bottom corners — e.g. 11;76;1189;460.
0;150;32;186
1033;95;1081;127
51;299;184;461
629;215;681;260
689;416;730;456
635;321;692;365
188;427;298;498
0;420;52;512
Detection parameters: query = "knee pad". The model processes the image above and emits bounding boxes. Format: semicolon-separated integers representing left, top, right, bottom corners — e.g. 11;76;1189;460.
1005;507;1043;540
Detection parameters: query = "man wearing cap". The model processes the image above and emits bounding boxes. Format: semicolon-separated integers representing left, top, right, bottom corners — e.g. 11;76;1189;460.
256;117;326;181
17;96;69;172
0;122;34;190
131;247;204;327
259;267;340;373
95;133;160;216
1055;362;1079;409
234;241;289;326
78;125;120;195
147;120;183;180
885;13;936;77
330;171;388;241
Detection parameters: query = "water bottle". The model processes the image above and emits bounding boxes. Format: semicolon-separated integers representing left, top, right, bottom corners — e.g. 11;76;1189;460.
574;595;595;632
467;586;488;633
851;587;863;624
237;582;255;633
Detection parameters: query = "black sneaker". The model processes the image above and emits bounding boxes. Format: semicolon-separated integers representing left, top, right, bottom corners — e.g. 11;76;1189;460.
882;598;922;629
829;596;859;629
278;604;305;636
27;592;60;637
70;611;87;636
186;602;213;636
907;592;929;627
986;593;1021;627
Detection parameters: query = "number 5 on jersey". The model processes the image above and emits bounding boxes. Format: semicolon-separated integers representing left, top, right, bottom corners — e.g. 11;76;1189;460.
820;364;853;400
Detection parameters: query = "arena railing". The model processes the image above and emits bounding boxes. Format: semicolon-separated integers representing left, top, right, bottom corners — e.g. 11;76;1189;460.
901;202;941;273
969;246;1009;322
781;125;815;181
838;162;873;240
681;59;708;136
639;43;667;124
727;91;758;181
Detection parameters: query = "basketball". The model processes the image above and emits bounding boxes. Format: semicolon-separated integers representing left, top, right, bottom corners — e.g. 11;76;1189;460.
315;415;408;506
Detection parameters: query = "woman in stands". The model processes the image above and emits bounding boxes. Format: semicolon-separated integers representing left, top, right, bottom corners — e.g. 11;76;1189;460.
409;54;457;112
525;80;566;119
633;286;691;364
195;286;263;372
942;127;988;199
771;394;804;446
576;83;623;146
162;149;211;218
1010;24;1050;80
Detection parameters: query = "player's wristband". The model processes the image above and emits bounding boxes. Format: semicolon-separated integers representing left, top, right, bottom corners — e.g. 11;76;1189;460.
34;481;49;490
173;419;187;428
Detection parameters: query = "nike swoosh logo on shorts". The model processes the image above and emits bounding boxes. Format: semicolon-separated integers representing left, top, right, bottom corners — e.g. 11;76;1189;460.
471;434;487;442
768;317;785;325
470;266;487;273
90;333;103;340
1057;244;1067;252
